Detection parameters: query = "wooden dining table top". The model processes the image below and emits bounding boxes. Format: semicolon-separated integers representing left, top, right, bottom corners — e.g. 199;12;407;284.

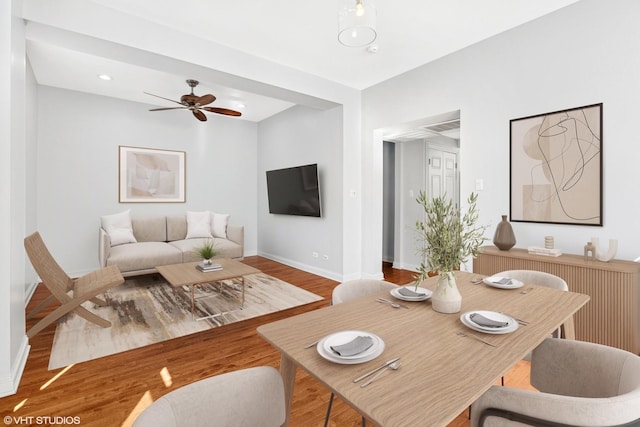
257;271;590;427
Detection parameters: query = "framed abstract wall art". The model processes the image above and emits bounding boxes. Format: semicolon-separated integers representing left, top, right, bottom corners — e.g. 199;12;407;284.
510;103;602;226
119;146;186;203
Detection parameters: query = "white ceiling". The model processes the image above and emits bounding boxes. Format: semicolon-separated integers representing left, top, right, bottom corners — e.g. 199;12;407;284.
21;0;581;122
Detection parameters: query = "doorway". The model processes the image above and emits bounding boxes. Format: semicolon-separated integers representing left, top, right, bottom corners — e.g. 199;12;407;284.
381;112;460;272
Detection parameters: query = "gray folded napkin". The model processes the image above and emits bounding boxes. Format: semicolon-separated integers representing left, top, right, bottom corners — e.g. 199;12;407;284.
491;277;513;285
469;312;509;328
330;335;374;357
398;287;426;297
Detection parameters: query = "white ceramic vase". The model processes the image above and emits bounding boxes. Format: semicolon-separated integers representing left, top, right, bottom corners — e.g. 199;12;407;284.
431;271;462;314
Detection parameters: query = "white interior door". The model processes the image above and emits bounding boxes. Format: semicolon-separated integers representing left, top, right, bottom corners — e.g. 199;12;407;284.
427;146;459;208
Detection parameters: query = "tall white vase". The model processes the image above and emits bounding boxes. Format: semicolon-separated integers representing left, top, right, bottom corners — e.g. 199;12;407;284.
431;271;462;314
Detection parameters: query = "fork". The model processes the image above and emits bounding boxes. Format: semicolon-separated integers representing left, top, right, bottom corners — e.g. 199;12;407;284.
520;287;534;294
470;276;484;284
457;331;497;347
376;298;408;309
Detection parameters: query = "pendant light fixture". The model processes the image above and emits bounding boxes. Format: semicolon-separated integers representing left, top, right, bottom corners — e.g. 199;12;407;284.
338;0;377;47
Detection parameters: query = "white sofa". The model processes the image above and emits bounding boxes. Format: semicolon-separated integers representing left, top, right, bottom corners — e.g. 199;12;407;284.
99;212;244;277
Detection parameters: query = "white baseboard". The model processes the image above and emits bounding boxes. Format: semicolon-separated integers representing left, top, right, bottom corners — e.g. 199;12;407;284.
391;261;419;272
24;280;39;308
0;336;30;398
257;251;344;282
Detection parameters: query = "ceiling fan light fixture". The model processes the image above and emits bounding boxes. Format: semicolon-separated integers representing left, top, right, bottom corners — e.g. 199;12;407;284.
145;79;242;122
338;0;377;47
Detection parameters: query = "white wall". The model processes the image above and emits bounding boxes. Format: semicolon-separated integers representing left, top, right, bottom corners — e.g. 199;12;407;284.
393;140;426;271
363;0;640;269
36;87;258;276
0;0;30;398
257;105;344;280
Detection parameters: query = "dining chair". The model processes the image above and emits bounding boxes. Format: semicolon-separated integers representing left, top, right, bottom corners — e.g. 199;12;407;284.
324;279;399;427
470;338;640;427
495;269;570;338
133;366;285;427
24;231;125;338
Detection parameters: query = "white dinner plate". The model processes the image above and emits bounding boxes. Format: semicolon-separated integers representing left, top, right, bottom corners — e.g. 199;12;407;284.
390;286;433;301
317;330;385;364
460;310;519;334
482;276;524;289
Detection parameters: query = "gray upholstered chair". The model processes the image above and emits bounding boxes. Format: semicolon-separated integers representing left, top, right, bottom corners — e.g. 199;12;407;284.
496;270;570;338
471;338;640;427
133;366;285;427
324;279;398;427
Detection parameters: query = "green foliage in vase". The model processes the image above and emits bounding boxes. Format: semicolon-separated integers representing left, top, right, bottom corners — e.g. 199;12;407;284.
194;239;218;260
414;191;488;284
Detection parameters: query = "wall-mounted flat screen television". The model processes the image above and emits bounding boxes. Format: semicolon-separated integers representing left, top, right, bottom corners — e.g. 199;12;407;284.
266;163;321;217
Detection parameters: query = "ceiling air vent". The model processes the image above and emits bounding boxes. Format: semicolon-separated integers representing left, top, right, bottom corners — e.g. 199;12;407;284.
421;119;460;134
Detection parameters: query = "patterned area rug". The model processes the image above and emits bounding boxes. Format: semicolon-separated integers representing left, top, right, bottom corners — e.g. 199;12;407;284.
48;272;323;370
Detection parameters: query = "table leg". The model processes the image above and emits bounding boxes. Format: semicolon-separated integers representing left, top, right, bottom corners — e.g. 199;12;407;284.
280;354;296;427
561;315;576;340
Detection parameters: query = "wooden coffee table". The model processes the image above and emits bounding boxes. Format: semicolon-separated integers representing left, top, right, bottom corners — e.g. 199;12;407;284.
156;258;260;320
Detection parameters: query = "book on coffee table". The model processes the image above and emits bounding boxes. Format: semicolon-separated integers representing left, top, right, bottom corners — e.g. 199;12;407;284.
196;262;223;272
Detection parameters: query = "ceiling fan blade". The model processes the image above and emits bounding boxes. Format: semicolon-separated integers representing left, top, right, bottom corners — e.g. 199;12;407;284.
149;107;186;111
193;110;207;121
203;107;242;117
196;94;216;106
144;92;185;106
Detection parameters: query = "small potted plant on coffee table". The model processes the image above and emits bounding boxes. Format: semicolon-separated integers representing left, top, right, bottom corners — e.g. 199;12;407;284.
194;239;219;266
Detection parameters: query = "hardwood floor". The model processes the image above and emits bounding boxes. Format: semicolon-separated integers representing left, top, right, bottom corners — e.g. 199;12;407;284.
1;257;532;426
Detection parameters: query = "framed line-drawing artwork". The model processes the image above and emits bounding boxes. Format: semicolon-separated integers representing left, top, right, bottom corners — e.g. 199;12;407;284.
119;146;186;203
510;103;602;226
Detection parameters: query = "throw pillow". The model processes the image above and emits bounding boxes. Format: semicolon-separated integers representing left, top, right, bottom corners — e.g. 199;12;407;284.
101;210;137;246
186;211;213;239
211;212;230;238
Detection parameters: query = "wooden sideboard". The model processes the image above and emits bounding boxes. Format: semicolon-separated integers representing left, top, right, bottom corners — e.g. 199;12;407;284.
473;246;640;354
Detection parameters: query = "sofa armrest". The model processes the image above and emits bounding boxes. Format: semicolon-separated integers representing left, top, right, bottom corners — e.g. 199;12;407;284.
226;225;244;251
99;228;110;267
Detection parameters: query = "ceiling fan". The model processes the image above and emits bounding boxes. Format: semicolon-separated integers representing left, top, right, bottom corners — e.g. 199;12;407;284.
144;79;242;122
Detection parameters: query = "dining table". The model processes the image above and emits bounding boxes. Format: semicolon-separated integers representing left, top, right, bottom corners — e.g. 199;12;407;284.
257;271;590;427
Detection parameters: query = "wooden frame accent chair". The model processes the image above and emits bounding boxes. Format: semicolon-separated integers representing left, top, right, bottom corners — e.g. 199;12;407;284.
24;231;125;338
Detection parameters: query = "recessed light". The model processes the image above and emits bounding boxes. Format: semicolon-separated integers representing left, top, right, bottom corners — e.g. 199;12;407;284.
98;74;112;81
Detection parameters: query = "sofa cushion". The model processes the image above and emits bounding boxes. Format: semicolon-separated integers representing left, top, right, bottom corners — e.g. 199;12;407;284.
169;237;242;262
186;211;213;239
101;210;137;246
106;242;182;273
166;215;187;242
170;238;212;263
210;237;242;259
132;216;167;242
211;212;230;238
